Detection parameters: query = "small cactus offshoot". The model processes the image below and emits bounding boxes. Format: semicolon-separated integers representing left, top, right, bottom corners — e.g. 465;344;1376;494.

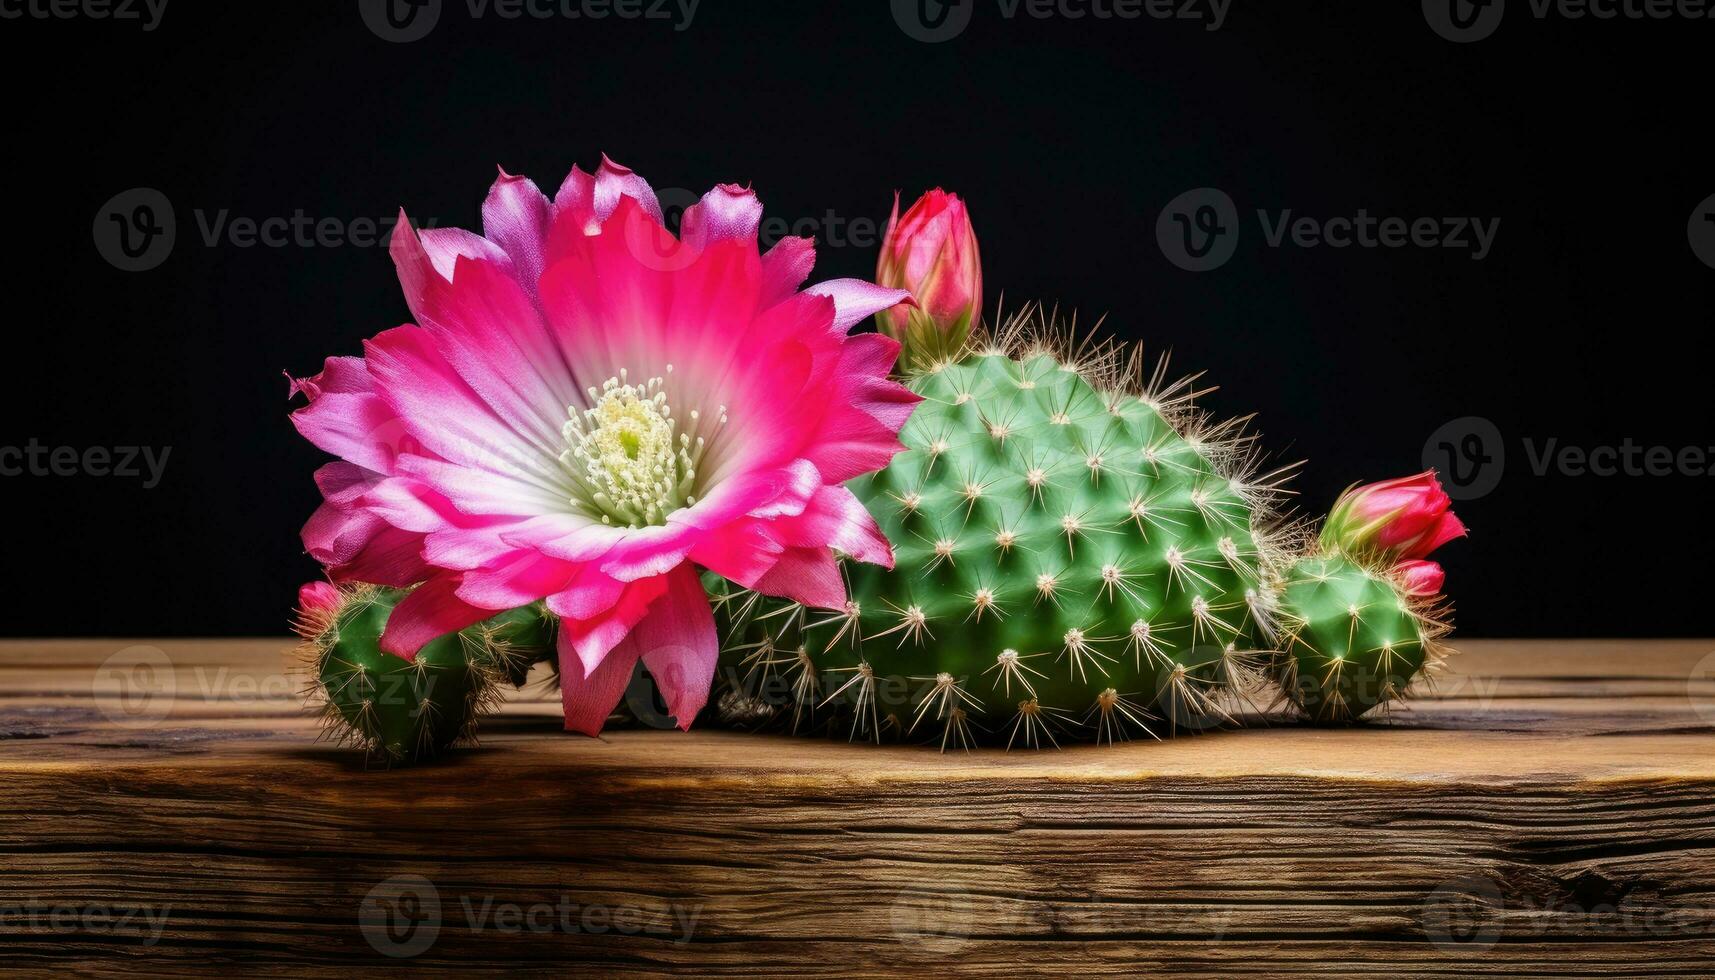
1270;554;1452;723
297;586;556;764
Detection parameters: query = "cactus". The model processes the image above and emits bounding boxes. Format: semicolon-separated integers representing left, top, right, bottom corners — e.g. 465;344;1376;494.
710;319;1296;747
298;587;556;764
1270;554;1451;723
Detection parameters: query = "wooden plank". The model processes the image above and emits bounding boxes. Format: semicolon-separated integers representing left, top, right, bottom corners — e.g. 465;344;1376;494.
2;638;1714;975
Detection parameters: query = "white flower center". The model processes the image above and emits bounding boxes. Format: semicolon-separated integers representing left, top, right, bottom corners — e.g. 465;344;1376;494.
558;371;721;528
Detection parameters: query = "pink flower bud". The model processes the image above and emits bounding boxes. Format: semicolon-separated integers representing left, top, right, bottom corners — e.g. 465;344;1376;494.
1321;470;1468;562
1395;560;1447;597
298;581;342;615
294;581;344;640
876;189;982;362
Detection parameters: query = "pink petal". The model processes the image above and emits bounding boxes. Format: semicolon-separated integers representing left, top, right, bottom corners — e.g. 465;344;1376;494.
680;183;763;250
753;546;848;610
1416;510;1471;558
593;154;662;225
1396;560;1446;597
758;236;816;307
454;551;579;608
802;333;921;483
552;573;671;675
632;564;718;729
481;168;552;292
773;485;894;568
390;215;512;323
804;279;913;332
379;575;494;659
556;628;641;737
325;525;430;588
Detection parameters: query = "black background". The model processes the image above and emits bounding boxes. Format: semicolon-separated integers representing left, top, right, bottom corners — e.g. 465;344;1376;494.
2;0;1710;637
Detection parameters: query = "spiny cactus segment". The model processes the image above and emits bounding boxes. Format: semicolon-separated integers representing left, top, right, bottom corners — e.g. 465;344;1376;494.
298;587;556;765
710;317;1301;748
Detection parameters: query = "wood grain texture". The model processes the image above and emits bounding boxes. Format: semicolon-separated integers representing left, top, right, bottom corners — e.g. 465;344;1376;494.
3;638;1715;976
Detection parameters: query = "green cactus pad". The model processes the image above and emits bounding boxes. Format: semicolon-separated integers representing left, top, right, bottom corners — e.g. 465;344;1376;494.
305;588;556;764
713;334;1291;748
1271;554;1445;722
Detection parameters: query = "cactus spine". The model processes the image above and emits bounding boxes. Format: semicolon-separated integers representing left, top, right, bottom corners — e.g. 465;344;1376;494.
299;587;556;764
712;319;1297;747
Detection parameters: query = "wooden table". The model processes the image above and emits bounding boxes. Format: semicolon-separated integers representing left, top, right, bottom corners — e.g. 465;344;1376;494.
3;639;1714;976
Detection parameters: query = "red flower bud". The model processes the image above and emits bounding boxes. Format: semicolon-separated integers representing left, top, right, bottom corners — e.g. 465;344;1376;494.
1322;470;1468;563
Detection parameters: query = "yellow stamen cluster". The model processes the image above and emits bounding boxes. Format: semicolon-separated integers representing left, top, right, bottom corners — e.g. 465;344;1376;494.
559;370;722;528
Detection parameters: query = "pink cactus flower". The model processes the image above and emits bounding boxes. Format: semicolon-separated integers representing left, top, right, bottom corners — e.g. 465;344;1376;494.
876;189;982;358
289;157;917;735
1395;560;1447;598
1321;470;1468;563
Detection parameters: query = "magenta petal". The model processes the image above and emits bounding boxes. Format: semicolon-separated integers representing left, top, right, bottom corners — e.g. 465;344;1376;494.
753;546;848;611
681;184;763;249
1396;560;1446;597
455;551;578;610
481;169;552;295
379;575;494;660
592;154;663;225
390;214;512;323
775;485;894;568
633;564;718;730
1418;510;1471;557
804;279;913;332
556;628;641;737
758;236;816;307
326;525;430;588
553;573;671;675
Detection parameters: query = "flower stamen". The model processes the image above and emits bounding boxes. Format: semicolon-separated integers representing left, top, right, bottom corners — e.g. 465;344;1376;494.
560;374;718;528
